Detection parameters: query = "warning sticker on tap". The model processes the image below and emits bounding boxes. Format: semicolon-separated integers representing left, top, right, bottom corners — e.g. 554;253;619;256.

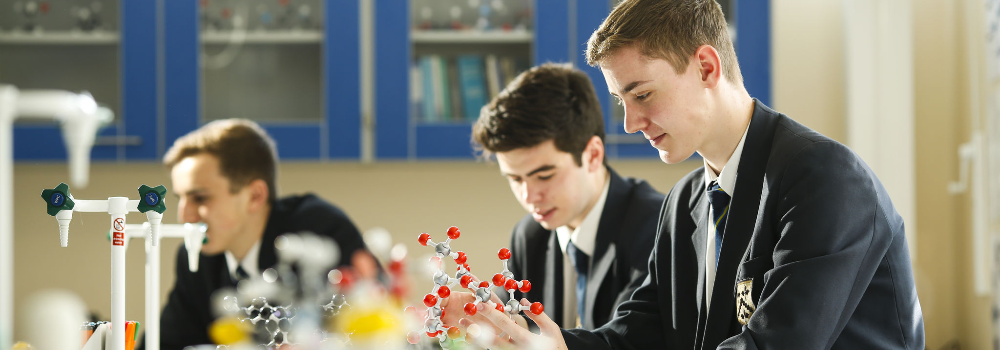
113;231;124;246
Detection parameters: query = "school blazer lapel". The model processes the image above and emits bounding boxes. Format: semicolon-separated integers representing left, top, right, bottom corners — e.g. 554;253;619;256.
543;231;565;327
701;101;778;349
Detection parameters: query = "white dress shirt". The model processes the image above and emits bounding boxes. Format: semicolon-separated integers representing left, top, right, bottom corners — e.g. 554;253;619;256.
702;123;750;312
225;239;261;282
554;175;611;327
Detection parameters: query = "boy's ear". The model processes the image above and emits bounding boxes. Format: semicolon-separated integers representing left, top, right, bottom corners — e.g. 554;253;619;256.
584;135;606;172
694;44;723;88
246;179;269;212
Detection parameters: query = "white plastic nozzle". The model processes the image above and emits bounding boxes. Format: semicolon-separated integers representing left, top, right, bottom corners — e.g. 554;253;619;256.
183;223;206;273
145;211;163;246
63;105;111;188
15;90;112;188
55;210;72;247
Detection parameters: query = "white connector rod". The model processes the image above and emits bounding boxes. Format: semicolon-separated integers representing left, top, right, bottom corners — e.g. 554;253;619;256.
55;210;72;247
145;212;163;246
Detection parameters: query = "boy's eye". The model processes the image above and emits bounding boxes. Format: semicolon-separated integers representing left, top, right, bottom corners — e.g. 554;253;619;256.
636;92;650;101
538;174;553;180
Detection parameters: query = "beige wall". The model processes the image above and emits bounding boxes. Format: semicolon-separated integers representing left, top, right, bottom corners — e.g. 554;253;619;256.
9;0;996;347
772;0;993;349
772;0;846;143
914;0;962;348
913;0;994;348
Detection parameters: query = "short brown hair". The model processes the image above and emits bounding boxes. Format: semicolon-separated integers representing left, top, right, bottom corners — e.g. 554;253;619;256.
586;0;742;85
472;63;605;166
164;119;278;204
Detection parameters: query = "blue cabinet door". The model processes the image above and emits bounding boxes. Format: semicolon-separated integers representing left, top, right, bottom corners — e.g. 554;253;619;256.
12;0;157;161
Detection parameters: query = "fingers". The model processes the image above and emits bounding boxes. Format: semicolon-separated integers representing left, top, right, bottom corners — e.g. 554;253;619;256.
460;317;504;349
350;250;379;280
459;312;520;349
467;302;502;334
520;298;561;337
512;313;528;330
475;301;535;345
439;291;477;326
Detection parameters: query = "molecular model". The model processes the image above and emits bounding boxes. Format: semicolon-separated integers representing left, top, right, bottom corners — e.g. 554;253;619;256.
214;293;348;348
210;231;408;350
406;226;543;347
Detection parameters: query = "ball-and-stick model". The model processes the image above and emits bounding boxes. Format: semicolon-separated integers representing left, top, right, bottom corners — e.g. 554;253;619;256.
406;226;543;347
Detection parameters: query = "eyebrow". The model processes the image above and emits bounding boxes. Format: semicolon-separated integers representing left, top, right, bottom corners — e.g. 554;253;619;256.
503;164;556;178
174;188;208;197
616;80;652;96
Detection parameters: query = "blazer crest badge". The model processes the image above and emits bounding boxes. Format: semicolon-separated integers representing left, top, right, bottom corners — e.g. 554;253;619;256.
736;278;756;325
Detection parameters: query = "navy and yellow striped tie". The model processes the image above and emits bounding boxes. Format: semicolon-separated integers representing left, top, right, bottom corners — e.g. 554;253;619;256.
708;181;731;268
567;240;589;323
233;265;250;284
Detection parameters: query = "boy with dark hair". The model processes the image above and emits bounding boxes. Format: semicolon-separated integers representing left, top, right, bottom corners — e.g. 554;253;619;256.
472;63;665;330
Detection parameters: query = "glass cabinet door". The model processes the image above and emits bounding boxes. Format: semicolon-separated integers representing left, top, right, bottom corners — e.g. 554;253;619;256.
0;1;120;119
377;0;534;159
199;0;323;124
0;0;155;160
166;0;360;160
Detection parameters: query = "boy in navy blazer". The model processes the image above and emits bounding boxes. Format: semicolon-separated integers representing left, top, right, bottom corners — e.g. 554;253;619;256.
471;63;665;331
139;119;369;350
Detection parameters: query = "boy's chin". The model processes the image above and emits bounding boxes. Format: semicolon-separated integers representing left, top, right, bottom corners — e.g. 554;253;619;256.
659;149;694;164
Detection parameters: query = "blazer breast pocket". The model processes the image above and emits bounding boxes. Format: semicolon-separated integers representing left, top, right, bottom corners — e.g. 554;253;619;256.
735;255;772;325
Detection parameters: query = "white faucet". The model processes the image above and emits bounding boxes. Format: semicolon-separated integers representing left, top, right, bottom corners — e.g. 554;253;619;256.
41;183;167;350
0;84;110;349
121;222;205;350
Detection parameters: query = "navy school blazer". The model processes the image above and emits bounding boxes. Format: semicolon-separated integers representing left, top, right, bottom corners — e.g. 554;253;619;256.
562;100;925;350
506;167;665;330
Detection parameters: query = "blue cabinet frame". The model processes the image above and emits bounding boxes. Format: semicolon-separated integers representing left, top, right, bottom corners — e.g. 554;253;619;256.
13;1;158;161
375;1;410;159
374;0;771;160
163;0;360;161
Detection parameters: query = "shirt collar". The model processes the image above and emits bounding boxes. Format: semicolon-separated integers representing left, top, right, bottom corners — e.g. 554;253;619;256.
704;122;750;195
556;174;612;256
225;239;262;281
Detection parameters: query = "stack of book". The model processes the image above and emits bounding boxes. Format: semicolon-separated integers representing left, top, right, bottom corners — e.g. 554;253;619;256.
411;54;529;123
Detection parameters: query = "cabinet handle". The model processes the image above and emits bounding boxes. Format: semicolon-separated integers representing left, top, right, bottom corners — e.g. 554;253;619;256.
94;136;142;147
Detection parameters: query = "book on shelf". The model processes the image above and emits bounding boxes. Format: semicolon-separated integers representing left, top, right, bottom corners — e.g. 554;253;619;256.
419;56;437;122
413;53;530;123
410;62;424;121
485;54;501;98
499;56;517;87
436;55;453;121
418;55;452;122
457;55;487;122
447;59;464;121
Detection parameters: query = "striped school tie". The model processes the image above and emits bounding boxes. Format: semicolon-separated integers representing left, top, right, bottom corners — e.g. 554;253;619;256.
708;181;731;268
